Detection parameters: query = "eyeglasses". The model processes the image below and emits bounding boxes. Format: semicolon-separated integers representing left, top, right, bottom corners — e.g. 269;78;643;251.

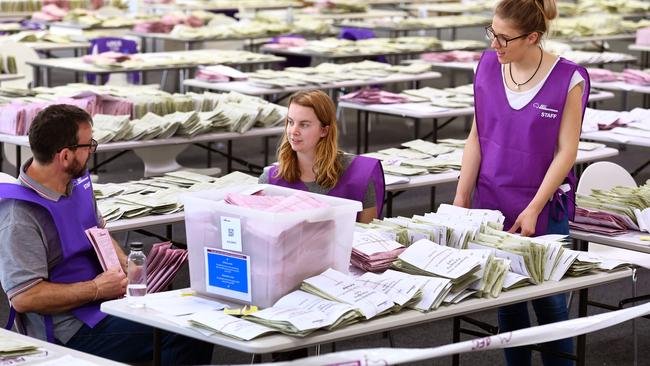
58;139;98;154
485;26;531;48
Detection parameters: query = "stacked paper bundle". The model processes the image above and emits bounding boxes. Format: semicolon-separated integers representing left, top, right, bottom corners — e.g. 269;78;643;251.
369;14;490;29
146;241;188;293
553;14;650;38
264;36;448;56
350;230;405;272
0;335;40;360
163;17;331;39
96;171;258;222
243;290;358;336
421;50;481;62
364;139;462;177
339;88;411;105
225;191;329;213
572;180;650;234
188;310;276;340
587;68;650;85
400;84;474;108
243;60;432;89
301;268;395;320
195;65;248;83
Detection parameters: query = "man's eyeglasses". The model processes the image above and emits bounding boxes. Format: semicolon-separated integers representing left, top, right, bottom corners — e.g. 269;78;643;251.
485;26;532;48
58;139;98;153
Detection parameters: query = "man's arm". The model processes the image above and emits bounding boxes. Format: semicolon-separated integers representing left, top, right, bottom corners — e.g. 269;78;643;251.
11;269;127;314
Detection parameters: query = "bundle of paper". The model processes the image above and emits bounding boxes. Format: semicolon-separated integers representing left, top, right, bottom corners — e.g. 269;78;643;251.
401;139;456;156
92;114;132;143
301;268;394;320
93;182;126;199
0;336;39;357
393;239;483;287
224;191;329;213
437;204;505;228
438;138;467;148
383;216;448;247
351;230;405;272
379;269;451;312
502;271;532;291
339;88;411;105
443;288;477;304
188;310;276;340
357;221;411;246
271;290;359;330
381;164;429;177
469;227;547;284
85;227;123;274
460;248;511;298
146;241;188;293
570;207;631;235
114;190;182;215
244;306;336;337
354;270;423;310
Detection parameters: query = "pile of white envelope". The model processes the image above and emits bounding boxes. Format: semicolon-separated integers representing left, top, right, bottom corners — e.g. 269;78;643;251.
96;171;257;222
364;139;462;176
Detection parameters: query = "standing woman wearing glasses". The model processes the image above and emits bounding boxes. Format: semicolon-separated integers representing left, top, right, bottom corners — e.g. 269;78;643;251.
454;0;590;365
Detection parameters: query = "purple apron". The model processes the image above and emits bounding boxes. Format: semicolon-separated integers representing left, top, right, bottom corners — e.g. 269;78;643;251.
472;51;590;235
1;172;106;342
268;155;386;218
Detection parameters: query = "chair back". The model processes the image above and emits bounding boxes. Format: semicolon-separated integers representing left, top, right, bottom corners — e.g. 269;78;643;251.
576;161;636;195
0;41;39;88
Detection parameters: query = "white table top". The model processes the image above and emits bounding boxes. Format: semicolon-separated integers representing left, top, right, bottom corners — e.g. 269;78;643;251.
183;71;442;96
26;51;285;74
571;230;650;254
0;73;24;82
337;90;615;119
101;270;631;354
251;9;408;22
581;130;650;148
591;81;650;95
0;328;125;365
24;41;90;52
0;126;285;151
629;44;650;52
260;45;434;60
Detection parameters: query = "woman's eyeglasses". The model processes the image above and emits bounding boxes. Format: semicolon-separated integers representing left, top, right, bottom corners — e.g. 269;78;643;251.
485;26;532;48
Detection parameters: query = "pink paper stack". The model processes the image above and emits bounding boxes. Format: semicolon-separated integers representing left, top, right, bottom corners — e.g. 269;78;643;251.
587;68;619;82
339;88;410;104
636;26;650;46
350;231;405;272
224;191;329;212
31;4;67;22
621;69;650;85
569;207;634;236
146;242;188;294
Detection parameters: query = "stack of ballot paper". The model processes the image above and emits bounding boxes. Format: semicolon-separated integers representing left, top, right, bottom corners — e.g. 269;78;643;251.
301;268;395;320
354;270;423;310
96;171;257;223
364;141;463;175
243;290;360;336
188;310;276;341
146;242;188;294
393;239;483;292
350;230;405;272
379;269;452;312
224;191;329;212
572;180;650;234
0;335;39;358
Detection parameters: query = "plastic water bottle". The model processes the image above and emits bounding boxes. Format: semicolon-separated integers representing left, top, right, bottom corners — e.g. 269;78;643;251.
127;242;147;308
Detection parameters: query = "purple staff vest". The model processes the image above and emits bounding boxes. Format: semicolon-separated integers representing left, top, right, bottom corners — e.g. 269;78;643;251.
0;172;106;342
472;51;590;236
268;155;386;218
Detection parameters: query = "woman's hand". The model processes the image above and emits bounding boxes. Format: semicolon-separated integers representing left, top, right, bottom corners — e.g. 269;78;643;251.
508;207;542;237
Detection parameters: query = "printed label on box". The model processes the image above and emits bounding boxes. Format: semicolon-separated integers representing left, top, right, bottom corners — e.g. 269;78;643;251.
204;248;252;302
220;216;243;252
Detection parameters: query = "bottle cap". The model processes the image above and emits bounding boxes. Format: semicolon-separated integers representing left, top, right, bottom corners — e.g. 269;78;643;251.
130;242;144;251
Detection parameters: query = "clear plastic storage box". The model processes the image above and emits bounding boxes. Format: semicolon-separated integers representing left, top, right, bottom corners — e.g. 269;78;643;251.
183;184;361;308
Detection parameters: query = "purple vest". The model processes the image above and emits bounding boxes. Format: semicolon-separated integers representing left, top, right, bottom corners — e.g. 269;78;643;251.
268;155;386;218
0;172;106;341
472;51;590;235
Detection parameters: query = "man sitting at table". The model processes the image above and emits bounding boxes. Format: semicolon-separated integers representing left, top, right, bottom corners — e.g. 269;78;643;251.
0;105;213;365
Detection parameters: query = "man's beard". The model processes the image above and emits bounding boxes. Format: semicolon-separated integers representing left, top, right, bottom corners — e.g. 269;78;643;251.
65;156;88;179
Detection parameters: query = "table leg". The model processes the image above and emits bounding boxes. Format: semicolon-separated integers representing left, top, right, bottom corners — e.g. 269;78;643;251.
153;328;162;366
363;111;370;153
632;268;638;366
386;191;393;217
432;118;438;142
414;118;420;139
15;145;21;177
430;186;436;212
356;109;361;155
263;136;270;166
452;316;461;366
227;140;233;173
207;142;212;167
166;224;173;242
576;287;588;366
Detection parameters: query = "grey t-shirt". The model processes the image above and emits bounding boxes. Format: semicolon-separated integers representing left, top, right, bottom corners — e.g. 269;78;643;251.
258;154;376;209
0;160;104;344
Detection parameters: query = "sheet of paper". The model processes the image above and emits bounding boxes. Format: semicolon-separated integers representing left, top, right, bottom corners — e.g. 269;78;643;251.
146;295;226;316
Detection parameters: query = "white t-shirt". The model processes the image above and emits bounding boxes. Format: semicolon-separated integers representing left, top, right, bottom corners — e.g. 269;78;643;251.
500;57;586;110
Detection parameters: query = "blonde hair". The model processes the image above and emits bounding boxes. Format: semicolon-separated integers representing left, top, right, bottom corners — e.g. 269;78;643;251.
274;90;342;189
495;0;557;42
